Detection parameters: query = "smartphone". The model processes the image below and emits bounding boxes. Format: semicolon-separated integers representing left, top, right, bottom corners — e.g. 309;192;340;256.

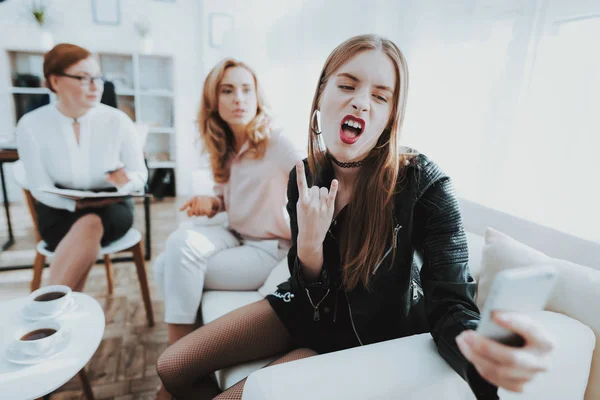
476;264;558;347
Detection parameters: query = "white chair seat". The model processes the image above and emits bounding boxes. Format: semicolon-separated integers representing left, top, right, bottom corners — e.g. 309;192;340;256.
36;228;142;257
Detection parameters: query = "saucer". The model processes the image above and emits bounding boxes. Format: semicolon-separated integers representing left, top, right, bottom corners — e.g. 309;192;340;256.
21;296;77;321
4;330;71;365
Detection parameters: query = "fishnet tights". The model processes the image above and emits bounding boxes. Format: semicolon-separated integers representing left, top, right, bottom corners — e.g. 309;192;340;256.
157;299;316;400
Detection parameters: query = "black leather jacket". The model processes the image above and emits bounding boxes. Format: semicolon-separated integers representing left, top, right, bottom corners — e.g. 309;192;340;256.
283;154;499;399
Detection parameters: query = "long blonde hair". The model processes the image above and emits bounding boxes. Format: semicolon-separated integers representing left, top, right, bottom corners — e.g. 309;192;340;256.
308;34;413;291
198;58;272;183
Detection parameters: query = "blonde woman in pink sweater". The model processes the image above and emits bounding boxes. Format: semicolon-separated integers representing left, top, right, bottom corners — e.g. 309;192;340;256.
153;58;303;349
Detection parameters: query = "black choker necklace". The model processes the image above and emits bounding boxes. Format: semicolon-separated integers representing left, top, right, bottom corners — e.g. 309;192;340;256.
328;154;365;168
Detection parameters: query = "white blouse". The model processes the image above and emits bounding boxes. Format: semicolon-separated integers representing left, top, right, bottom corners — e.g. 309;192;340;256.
16;103;148;212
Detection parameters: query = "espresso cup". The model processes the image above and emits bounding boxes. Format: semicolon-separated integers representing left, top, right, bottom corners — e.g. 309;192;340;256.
14;321;62;356
29;285;72;315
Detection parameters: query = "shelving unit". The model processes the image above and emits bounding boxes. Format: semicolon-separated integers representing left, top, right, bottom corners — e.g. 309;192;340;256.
6;50;177;180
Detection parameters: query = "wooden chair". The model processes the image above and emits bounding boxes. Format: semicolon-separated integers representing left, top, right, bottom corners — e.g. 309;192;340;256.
13;160;154;327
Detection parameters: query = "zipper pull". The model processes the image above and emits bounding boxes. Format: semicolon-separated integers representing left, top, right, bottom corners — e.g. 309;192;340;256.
392;224;402;249
305;288;329;322
412;280;419;300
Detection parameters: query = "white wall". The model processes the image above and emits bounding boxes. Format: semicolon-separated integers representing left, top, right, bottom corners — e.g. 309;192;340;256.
197;0;599;244
1;0;598;245
0;0;205;201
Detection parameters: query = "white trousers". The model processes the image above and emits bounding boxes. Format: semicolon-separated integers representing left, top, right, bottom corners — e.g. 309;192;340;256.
153;221;288;324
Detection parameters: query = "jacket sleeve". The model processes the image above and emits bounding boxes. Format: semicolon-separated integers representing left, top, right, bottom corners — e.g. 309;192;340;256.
413;174;499;400
285;161;330;292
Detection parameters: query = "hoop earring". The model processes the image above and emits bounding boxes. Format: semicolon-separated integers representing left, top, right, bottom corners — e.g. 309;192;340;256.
311;109;322;135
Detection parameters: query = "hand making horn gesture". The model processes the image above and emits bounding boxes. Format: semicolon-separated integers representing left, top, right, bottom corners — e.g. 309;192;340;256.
295;161;339;248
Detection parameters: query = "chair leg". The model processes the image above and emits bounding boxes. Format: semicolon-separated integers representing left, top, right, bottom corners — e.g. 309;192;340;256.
131;241;154;327
104;254;114;295
144;194;151;261
78;369;95;400
31;252;46;292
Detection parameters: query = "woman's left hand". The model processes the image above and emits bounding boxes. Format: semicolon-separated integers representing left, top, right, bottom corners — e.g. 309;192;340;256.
456;311;555;393
105;168;130;188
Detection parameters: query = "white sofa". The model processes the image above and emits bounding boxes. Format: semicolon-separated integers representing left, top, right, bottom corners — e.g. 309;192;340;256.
184;198;600;399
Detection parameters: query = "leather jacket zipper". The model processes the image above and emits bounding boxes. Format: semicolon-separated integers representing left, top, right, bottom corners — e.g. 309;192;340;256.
372;224;402;275
345;291;364;346
412;279;423;300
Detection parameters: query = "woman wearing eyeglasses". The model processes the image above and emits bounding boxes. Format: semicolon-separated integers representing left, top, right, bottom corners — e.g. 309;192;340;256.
16;43;147;291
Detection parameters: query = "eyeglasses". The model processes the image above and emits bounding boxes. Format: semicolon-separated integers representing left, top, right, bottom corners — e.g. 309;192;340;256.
56;73;105;87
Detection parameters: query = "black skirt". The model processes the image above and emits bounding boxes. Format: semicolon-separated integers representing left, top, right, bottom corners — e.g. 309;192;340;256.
266;282;360;355
35;198;134;252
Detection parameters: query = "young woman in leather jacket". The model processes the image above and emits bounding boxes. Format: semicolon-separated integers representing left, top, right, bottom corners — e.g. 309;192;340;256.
156;34;554;400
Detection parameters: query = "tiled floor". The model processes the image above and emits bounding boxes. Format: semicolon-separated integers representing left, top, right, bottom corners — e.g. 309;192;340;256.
0;197;185;399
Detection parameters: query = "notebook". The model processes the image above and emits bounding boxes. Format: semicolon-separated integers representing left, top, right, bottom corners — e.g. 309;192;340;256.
42;187;144;200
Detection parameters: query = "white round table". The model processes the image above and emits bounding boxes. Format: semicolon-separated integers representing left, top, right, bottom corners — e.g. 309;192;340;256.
0;292;105;400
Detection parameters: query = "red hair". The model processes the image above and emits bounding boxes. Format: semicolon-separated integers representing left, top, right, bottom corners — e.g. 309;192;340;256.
43;43;92;92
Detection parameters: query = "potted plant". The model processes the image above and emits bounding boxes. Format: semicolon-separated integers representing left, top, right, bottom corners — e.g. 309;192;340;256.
27;0;53;50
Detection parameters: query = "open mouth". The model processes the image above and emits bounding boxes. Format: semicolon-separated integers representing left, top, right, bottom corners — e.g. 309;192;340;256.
339;115;365;145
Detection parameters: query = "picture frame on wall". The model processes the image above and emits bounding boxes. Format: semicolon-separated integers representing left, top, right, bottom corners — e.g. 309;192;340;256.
92;0;121;26
209;13;234;48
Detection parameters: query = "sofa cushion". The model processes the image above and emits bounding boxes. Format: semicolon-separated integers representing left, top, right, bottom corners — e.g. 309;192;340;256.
477;228;600;400
465;231;485;280
243;311;594;400
496;312;594;399
257;258;291;298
